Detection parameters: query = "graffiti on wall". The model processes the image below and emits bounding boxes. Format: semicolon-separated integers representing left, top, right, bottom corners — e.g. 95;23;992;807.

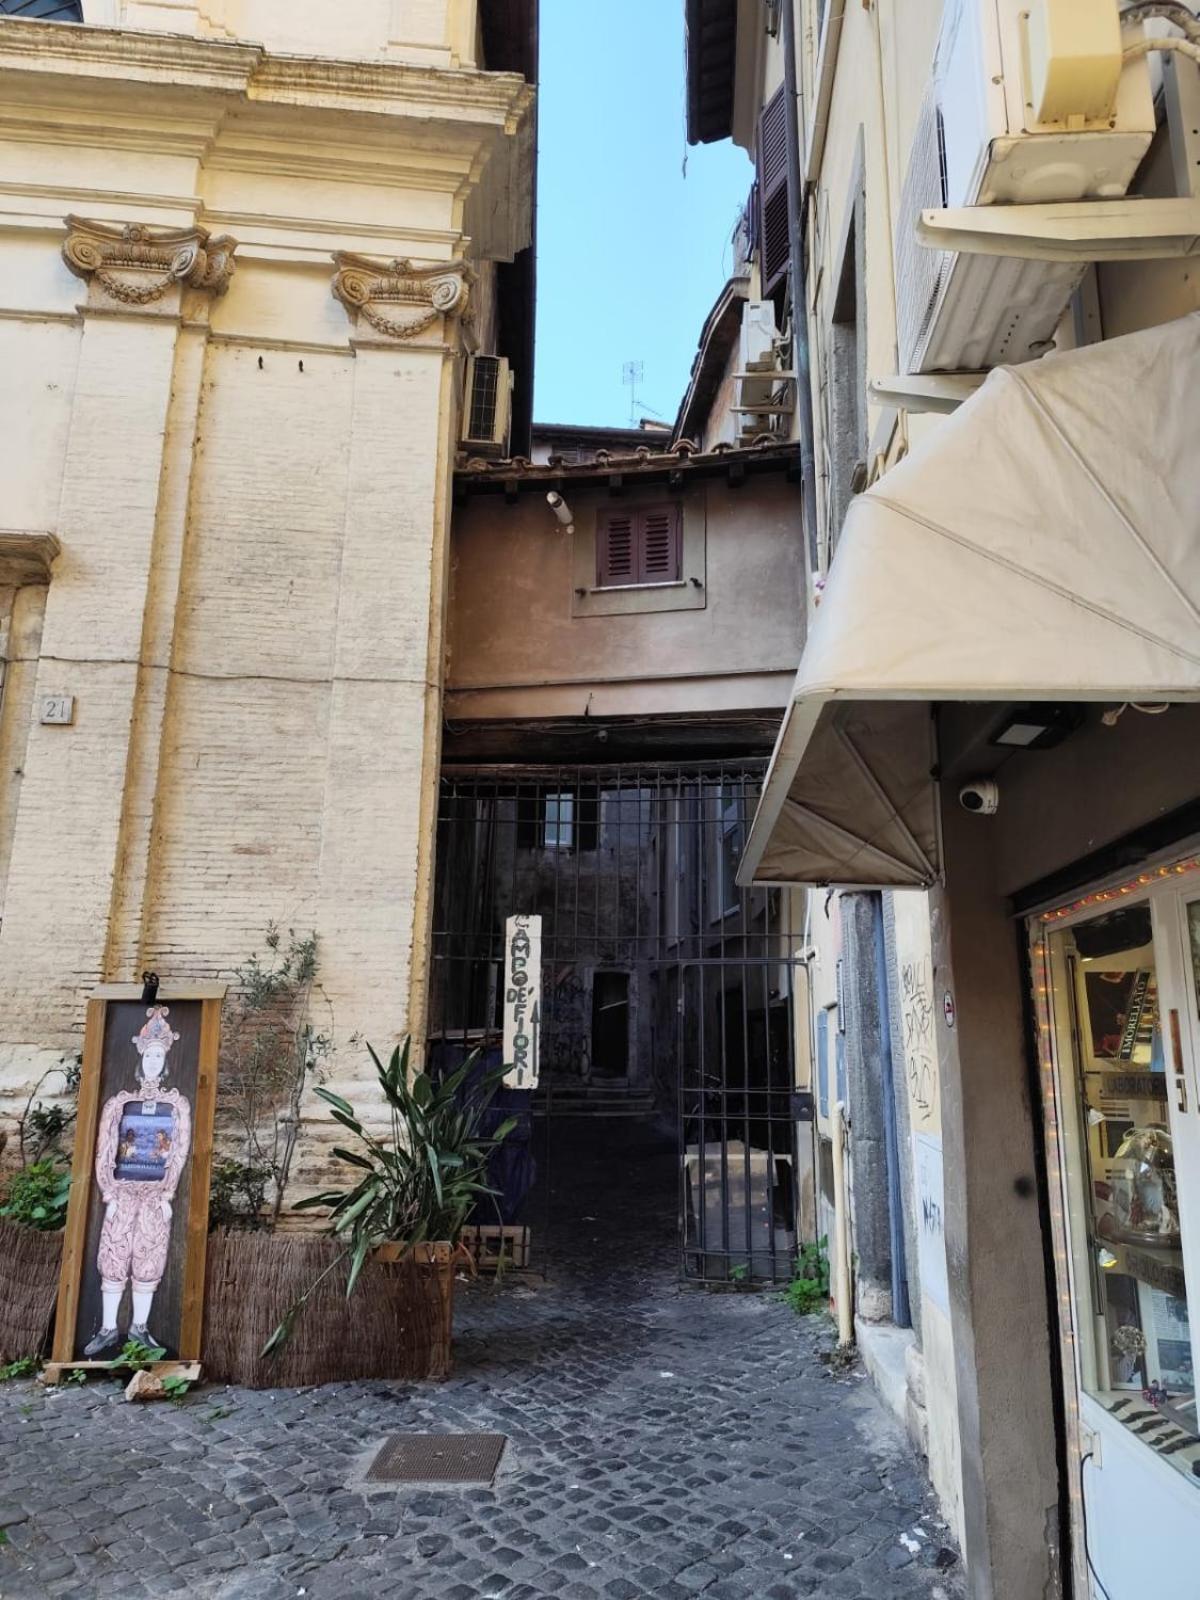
900;953;937;1131
913;1130;950;1314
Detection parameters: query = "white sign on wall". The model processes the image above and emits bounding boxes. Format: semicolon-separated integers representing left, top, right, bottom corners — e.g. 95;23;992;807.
914;1130;950;1316
503;913;541;1090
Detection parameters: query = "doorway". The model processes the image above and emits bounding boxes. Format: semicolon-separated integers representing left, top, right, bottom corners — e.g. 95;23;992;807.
1032;866;1200;1598
429;761;804;1283
591;971;630;1080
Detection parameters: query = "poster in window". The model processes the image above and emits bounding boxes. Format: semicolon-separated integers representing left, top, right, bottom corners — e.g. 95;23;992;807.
1084;969;1158;1065
53;988;222;1368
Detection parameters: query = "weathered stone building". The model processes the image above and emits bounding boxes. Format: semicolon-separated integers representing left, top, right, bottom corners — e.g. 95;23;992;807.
0;0;535;1170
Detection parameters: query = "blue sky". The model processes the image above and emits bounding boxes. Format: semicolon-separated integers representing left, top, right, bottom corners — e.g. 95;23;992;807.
533;0;753;430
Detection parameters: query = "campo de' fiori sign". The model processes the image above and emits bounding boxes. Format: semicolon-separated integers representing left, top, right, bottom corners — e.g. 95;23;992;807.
503;914;541;1090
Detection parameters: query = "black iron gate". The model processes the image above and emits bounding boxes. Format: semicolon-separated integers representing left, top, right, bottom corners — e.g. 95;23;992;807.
430;761;803;1283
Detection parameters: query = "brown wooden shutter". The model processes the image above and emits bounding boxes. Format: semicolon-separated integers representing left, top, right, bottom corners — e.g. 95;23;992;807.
598;510;635;585
756;85;791;297
597;505;682;588
638;505;682;584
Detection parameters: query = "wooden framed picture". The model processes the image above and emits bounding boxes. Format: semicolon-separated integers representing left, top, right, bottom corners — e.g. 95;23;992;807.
52;984;224;1367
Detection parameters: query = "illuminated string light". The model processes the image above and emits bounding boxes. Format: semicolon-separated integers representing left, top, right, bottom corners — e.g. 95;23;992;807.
1039;855;1200;921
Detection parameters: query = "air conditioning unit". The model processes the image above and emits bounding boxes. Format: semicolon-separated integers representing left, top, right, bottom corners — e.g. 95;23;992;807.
733;301;795;444
461;354;512;456
895;0;1154;374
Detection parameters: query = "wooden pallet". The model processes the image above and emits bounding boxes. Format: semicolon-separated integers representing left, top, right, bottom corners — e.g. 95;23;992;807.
41;1359;201;1387
462;1224;531;1272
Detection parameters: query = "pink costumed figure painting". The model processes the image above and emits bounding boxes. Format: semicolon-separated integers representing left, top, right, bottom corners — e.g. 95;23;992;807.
83;1006;192;1358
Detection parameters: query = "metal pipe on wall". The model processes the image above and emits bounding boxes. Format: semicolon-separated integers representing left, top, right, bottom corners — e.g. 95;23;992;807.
873;892;911;1328
781;0;820;577
831;1099;853;1346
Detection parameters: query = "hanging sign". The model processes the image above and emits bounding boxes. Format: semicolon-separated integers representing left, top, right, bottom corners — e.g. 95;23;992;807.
503;914;542;1090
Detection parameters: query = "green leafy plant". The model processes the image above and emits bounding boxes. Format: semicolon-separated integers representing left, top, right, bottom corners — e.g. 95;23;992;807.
0;1160;71;1232
219;926;333;1226
785;1236;830;1316
17;1058;81;1166
65;1369;87;1386
116;1338;165;1372
729;1263;750;1288
160;1375;192;1403
263;1038;516;1357
0;1356;38;1381
207;1158;271;1233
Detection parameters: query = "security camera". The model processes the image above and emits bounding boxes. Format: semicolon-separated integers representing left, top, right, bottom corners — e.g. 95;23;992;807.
546;491;574;533
959;779;999;816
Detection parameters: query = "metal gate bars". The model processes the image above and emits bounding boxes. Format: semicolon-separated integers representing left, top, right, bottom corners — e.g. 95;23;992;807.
430;761;802;1283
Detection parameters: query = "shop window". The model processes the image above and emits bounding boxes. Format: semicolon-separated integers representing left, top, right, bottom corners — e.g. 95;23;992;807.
1046;900;1197;1484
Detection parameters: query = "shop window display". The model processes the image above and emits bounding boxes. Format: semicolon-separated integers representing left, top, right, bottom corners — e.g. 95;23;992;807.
1051;904;1197;1479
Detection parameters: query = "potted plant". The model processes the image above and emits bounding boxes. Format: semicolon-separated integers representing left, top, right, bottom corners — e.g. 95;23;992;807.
0;1060;79;1361
204;1038;514;1386
0;1158;72;1361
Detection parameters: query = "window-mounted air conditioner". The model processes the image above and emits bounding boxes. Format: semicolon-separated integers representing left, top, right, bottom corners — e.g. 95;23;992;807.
895;0;1154;375
733;300;795;444
461;354;513;456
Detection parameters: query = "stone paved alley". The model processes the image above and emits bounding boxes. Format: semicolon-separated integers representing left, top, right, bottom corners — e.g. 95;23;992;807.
0;1119;964;1599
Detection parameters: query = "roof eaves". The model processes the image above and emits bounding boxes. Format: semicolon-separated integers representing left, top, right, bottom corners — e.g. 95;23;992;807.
685;0;738;146
454;437;799;496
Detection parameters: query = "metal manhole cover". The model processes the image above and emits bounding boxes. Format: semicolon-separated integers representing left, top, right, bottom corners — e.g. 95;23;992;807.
366;1433;507;1485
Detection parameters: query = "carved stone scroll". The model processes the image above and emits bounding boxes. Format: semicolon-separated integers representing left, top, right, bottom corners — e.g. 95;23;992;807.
62;217;238;306
331;253;473;341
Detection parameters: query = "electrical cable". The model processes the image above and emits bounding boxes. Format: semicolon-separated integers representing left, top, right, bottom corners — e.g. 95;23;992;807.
1079;1451;1115;1600
1125;33;1200;65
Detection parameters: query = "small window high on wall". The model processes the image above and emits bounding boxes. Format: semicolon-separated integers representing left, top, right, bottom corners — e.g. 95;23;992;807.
0;0;83;16
596;504;682;589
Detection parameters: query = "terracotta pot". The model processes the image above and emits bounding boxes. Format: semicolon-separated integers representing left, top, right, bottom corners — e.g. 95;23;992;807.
203;1230;456;1388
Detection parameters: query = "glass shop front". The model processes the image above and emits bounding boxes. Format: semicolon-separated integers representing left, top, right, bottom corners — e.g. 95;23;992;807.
1031;861;1200;1598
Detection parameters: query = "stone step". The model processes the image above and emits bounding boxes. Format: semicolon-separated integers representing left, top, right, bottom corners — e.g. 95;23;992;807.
532;1086;657;1118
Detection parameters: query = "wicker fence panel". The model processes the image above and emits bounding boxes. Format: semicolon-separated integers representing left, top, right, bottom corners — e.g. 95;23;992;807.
203;1231;453;1388
0;1220;62;1361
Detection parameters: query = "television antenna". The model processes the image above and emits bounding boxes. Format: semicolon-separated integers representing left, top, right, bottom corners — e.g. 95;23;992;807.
622;360;644;426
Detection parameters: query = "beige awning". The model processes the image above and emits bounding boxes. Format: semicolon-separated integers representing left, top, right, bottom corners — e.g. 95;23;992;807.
740;312;1200;888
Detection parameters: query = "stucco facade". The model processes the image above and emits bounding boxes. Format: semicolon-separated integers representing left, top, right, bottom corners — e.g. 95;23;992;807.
687;2;1200;1595
0;4;533;1176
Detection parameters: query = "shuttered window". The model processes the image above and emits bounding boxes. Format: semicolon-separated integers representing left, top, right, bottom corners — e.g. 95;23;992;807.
756;85;791;297
596;504;682;588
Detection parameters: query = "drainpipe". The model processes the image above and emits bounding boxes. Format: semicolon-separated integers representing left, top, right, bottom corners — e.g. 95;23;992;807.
873;894;911;1328
781;0;819;576
831;1099;853;1346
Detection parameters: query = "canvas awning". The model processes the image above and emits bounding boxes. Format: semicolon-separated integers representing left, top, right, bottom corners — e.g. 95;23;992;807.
739;312;1200;888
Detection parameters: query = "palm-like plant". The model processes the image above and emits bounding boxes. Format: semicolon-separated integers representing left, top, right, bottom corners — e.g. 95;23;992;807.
263;1038;515;1357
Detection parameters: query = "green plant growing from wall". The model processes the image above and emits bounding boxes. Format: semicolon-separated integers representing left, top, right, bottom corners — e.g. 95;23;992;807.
263;1038;516;1356
16;1057;81;1166
218;925;333;1227
785;1236;830;1316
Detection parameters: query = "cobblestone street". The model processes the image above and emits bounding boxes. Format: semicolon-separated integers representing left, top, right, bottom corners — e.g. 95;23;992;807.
0;1119;963;1599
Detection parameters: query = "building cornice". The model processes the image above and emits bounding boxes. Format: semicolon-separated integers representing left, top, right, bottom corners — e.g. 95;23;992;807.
0;18;533;126
0;18;535;260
